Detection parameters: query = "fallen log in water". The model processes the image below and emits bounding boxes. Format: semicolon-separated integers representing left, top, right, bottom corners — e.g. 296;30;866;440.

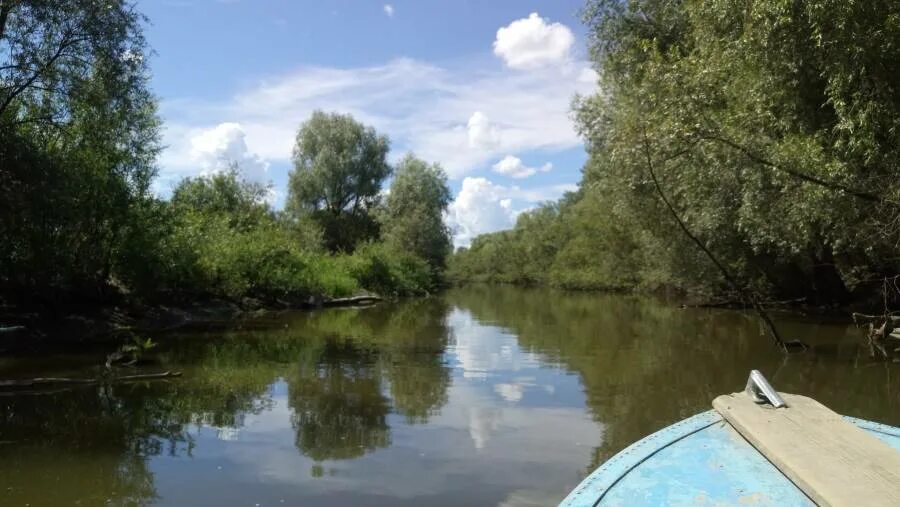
852;313;900;326
0;370;182;389
323;295;383;307
852;313;900;359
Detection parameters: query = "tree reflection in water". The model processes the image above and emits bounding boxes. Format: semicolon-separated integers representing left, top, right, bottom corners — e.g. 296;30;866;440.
286;297;452;460
3;288;894;505
0;298;456;504
289;339;390;461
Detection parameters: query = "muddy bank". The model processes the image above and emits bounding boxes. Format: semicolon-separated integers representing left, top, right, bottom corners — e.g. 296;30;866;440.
0;293;383;353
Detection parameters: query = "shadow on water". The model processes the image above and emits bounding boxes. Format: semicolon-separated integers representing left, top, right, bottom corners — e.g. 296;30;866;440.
0;286;898;505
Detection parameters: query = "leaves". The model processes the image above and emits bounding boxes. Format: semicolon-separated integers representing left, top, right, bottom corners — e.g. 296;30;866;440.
287;111;392;252
380;154;453;276
452;0;900;303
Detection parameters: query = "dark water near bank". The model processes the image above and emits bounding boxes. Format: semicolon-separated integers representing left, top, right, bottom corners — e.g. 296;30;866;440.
1;286;899;506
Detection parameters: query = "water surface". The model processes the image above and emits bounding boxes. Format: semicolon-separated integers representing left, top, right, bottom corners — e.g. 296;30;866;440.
2;286;898;506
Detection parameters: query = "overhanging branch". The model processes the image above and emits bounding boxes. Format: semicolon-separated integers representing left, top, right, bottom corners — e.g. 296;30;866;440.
640;127;798;353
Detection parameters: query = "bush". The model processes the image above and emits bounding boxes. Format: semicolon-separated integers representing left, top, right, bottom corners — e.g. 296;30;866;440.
118;171;439;304
340;243;434;296
164;215;358;300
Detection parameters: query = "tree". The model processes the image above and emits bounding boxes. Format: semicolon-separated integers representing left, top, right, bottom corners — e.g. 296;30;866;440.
0;0;150;127
171;169;271;230
380;154;452;273
0;0;160;298
574;0;900;303
287;111;391;252
450;0;900;305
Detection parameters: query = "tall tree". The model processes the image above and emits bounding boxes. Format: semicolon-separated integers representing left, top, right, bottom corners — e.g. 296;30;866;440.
0;0;160;298
574;0;900;303
287;111;391;252
0;0;150;126
450;0;900;306
380;154;452;273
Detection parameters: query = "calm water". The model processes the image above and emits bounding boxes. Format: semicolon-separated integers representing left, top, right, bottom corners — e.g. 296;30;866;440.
2;286;899;506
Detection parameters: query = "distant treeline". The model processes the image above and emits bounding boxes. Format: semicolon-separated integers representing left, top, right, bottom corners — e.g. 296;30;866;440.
448;0;900;306
0;2;451;308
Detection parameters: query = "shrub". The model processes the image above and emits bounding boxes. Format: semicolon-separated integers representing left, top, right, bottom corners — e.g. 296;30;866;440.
340;243;433;296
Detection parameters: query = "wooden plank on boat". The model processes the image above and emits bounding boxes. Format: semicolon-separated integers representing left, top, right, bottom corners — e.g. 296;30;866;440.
713;392;900;507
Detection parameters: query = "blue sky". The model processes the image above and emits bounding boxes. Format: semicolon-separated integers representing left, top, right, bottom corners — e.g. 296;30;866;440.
140;0;594;246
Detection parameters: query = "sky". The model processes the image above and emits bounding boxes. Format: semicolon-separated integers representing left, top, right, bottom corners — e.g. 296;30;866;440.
139;0;595;247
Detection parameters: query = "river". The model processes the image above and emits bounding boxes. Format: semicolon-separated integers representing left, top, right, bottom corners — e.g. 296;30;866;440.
1;286;898;506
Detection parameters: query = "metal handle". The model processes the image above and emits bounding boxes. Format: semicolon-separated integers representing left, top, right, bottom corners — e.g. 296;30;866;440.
745;370;787;408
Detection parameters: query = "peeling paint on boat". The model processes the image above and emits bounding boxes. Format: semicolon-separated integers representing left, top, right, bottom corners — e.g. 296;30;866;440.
561;410;900;506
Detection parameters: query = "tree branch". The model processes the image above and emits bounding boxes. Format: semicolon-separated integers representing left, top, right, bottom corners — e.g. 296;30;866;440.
0;0;14;42
699;133;884;204
852;313;900;325
0;371;182;389
640;128;796;352
0;32;84;118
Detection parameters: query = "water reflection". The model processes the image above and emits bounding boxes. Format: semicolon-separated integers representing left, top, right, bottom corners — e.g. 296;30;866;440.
289;340;391;461
0;287;898;505
447;285;900;467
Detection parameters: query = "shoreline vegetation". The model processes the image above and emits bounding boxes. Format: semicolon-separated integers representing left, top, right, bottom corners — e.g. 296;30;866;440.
4;1;900;350
447;0;900;316
0;3;452;347
2;111;452;346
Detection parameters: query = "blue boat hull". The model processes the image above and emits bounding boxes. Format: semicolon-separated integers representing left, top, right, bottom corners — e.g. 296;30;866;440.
561;410;900;506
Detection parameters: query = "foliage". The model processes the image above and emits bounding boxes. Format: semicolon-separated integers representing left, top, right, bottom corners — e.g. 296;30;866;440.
111;168;432;302
447;192;643;291
450;0;900;305
337;242;435;297
287;111;392;252
171;168;271;229
3;6;442;313
0;0;152;126
379;154;453;277
0;0;160;301
107;335;157;368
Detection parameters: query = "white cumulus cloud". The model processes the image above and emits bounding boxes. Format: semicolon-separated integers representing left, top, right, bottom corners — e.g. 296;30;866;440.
189;122;270;184
492;155;552;179
467;111;500;149
159;56;597;181
447;177;518;248
493;13;575;69
383;4;394;17
447;177;577;247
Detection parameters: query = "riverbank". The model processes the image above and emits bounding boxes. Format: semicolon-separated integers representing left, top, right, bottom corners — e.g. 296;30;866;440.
3;277;884;356
0;291;384;353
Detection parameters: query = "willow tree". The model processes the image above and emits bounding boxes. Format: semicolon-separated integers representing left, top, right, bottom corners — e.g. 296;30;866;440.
379;154;452;274
449;0;900;305
0;0;161;297
574;0;900;303
286;111;391;252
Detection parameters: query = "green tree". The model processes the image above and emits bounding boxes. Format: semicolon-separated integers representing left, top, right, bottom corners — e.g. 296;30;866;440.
451;0;900;305
287;111;391;252
380;154;452;274
0;0;150;125
575;0;900;302
0;0;160;298
171;169;271;230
